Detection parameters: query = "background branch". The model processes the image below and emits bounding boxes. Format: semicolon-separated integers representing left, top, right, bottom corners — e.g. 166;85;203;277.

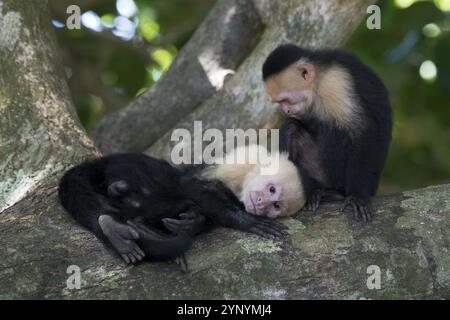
90;0;264;153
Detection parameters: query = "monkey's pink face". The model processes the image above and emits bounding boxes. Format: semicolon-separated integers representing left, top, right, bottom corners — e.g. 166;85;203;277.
274;90;313;118
242;179;287;218
264;62;316;118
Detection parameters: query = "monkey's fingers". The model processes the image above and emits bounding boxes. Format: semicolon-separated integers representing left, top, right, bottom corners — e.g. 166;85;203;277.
255;216;288;230
340;197;372;223
357;205;372;223
175;254;189;273
251;221;286;239
257;220;289;236
306;190;323;212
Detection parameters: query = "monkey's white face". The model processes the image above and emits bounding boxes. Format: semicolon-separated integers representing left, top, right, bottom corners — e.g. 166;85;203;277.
264;62;316;118
241;175;288;218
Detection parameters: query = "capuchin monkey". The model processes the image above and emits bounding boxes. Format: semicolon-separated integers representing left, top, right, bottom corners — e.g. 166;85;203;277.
262;44;392;222
196;144;306;218
58;145;304;271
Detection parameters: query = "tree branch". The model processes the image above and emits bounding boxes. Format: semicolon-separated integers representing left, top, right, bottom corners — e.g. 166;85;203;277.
90;0;264;153
1;184;449;299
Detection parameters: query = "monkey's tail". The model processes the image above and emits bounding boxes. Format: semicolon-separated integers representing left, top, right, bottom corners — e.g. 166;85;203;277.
138;235;193;262
58;161;106;237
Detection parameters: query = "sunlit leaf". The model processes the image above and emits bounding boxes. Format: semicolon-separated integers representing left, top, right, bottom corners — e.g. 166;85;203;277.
151;48;174;71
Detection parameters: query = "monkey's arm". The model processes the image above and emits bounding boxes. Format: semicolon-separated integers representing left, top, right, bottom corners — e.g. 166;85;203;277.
163;211;213;237
280;118;326;211
341;131;384;222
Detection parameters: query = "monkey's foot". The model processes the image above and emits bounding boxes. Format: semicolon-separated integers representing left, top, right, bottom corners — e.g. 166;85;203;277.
248;216;289;240
98;215;145;264
127;219;170;241
340;196;372;222
304;189;323;212
174;254;188;273
162;211;206;236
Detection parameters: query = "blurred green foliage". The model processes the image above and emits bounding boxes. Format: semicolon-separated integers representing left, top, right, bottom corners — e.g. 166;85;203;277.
347;0;450;193
50;0;450;193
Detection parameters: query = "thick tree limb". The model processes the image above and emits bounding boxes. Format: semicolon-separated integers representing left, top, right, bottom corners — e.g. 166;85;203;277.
91;0;264;153
146;0;375;160
1;184;449;299
0;0;98;212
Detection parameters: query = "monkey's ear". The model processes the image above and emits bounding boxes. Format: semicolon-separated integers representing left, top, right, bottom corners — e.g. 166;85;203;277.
296;63;315;83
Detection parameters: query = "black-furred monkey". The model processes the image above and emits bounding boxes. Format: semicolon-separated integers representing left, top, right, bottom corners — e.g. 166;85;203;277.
262;44;392;222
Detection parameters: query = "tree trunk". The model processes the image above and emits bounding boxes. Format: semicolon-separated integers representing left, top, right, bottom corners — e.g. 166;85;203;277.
0;0;98;212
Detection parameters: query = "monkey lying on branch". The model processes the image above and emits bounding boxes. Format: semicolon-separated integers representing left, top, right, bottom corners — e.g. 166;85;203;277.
58;145;306;271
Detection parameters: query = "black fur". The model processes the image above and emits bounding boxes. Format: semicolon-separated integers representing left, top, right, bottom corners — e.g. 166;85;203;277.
59;153;286;263
264;44;392;220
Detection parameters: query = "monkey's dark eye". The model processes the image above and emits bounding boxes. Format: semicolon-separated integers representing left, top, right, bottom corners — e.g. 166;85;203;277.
269;186;276;194
273;202;281;209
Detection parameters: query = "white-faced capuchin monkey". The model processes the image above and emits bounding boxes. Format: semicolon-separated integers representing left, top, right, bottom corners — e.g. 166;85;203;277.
58;144;305;271
262;44;392;222
199;144;306;218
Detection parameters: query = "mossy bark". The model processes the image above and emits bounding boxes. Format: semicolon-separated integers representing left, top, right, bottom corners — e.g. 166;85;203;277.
0;0;98;212
1;184;449;299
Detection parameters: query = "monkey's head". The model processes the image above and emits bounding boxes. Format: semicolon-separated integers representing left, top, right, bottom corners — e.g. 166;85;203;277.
262;44;316;118
239;149;306;218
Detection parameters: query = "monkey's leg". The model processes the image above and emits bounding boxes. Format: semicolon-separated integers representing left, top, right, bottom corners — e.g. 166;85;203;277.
98;215;146;264
162;211;208;236
341;137;380;223
126;220;193;271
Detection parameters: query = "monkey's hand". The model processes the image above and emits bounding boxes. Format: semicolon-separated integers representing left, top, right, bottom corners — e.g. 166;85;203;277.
162;212;206;236
304;189;324;212
241;214;289;240
340;196;372;222
98;215;146;264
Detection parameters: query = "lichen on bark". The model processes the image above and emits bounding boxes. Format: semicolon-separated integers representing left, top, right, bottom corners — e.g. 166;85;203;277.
0;0;97;212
